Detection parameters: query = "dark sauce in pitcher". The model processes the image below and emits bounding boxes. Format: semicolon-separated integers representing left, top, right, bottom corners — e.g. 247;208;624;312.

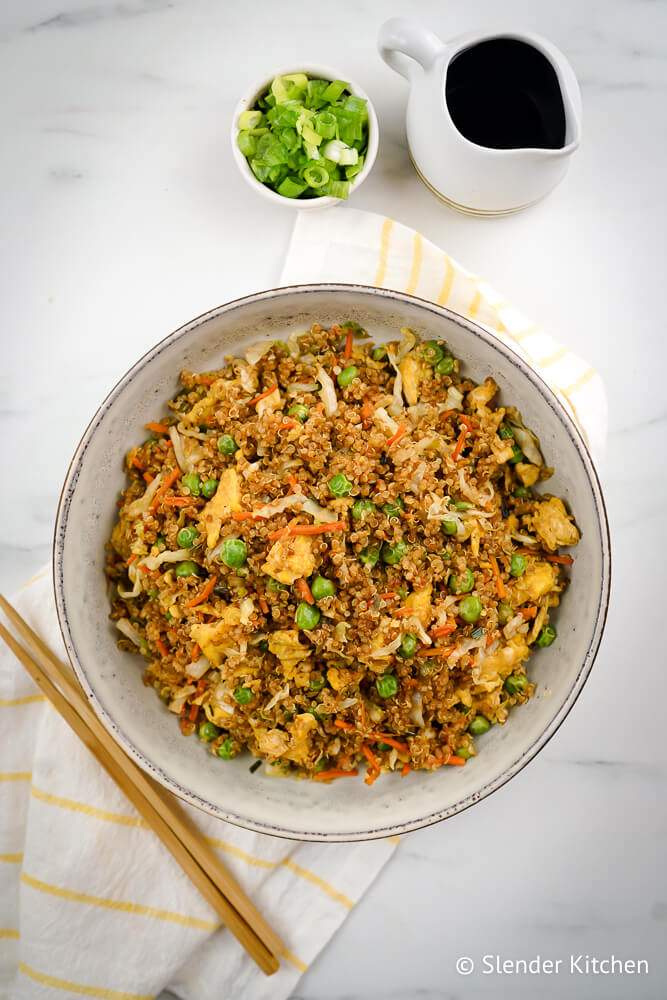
445;38;566;150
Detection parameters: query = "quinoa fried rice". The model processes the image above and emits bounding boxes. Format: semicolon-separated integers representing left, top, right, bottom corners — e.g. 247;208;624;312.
106;323;580;785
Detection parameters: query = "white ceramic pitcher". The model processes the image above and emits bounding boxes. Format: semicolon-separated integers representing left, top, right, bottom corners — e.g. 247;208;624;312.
378;17;582;215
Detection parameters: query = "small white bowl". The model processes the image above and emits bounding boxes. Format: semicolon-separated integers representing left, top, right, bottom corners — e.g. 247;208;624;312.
230;65;379;209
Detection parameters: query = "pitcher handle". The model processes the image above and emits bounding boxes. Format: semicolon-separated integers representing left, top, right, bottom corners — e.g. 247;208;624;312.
378;17;445;80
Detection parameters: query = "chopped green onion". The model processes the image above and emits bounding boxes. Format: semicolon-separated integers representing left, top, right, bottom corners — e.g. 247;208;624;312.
303;164;329;188
322;180;350;200
238;110;263;130
237;131;256;158
315;111;337;139
277;176;307;198
323;79;349;102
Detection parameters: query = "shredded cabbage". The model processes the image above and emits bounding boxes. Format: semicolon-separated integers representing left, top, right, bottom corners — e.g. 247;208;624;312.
245;341;273;365
115;618;144;648
301;497;338;523
372;635;403;658
373;406;398;435
317;367;338;416
141;548;193;572
169;425;191;473
186;656;210;680
286;382;319;395
126;473;162;518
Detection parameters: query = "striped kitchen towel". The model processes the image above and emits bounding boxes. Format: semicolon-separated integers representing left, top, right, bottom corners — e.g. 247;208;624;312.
281;209;606;456
0;569;397;1000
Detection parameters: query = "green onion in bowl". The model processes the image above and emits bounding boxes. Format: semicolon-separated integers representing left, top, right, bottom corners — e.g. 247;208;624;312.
235;73;370;201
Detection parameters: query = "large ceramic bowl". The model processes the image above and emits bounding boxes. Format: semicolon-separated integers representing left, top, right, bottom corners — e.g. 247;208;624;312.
54;285;610;842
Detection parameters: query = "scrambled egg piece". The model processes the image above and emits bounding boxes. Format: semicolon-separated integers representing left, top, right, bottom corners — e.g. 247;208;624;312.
255;728;289;758
326;665;363;692
468;377;498;411
284;713;318;765
473;636;529;692
181;378;230;427
201;467;242;549
512;562;558;604
262;533;315;584
515;462;540;487
190;606;241;666
268;630;310;674
404;583;432;627
399;354;423;405
527;497;580;551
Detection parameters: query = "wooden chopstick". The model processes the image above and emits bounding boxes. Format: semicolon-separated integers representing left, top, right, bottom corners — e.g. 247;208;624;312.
0;597;284;975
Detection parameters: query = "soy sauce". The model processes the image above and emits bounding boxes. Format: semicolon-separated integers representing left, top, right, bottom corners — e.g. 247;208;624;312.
445;38;566;150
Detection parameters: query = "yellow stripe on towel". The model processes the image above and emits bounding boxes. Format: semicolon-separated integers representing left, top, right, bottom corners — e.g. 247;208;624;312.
0;928;20;939
0;852;23;864
282;859;354;910
405;233;423;295
436;254;455;305
0;771;32;782
19;962;153;1000
21;872;217;932
31;785;147;829
374;218;394;287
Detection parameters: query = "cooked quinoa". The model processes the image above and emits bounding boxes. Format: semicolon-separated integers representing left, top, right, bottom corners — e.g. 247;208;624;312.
106;323;580;784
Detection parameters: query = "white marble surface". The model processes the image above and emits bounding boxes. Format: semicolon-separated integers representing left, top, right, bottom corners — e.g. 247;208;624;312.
1;0;666;997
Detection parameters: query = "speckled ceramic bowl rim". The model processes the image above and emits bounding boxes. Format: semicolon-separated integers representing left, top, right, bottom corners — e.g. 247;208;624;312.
53;284;611;842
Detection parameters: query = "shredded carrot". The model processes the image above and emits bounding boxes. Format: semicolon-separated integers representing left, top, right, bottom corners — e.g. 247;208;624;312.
430;621;457;639
162;496;195;507
334;719;356;732
401;763;411;777
379;591;397;600
385;423;407;449
490;555;506;599
186;574;218;609
360;398;374;426
194;677;208;698
268;520;347;541
343;328;353;359
267;526;291;541
458;414;477;430
150;467;180;510
543;552;575;565
452;426;469;461
286;474;299;493
145;422;170;434
190;643;201;661
188;703;199;722
360;743;381;785
295;578;315;605
313;768;359;782
127;554;137;565
439;409;457;420
520;605;537;619
369;733;409;753
138;564;152;574
281;418;298;430
155;638;169;658
130;453;144;471
259;597;269;615
231;511;255;521
195;374;217;386
447;755;466;766
419;644;456;658
143;471;154;484
247;384;277;407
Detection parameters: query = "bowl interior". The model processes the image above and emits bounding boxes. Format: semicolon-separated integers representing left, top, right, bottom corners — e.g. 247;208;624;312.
54;285;609;841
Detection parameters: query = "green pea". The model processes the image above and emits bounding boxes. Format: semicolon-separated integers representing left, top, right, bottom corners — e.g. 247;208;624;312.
216;738;236;759
296;602;321;630
359;544;380;568
175;560;200;577
509;444;524;465
328;473;353;497
217;434;239;455
382;497;405;518
219;538;247;568
455;746;474;760
449;568;474;594
376;674;398;699
198;721;220;742
376;741;392;751
266;577;287;592
513;486;530;498
309;674;325;691
504;673;529;695
497;601;513;625
510;553;527;578
498;423;514;440
459;595;482;623
435;356;455;376
398;633;417;659
371;346;387;361
182;473;201;496
536;625;557;648
381;540;408;565
337;366;358;388
288;403;309;423
451;500;472;512
201;478;218;499
177;526;198;548
311;575;336;601
442;517;459;536
423;340;445;365
234;686;253;705
468;715;491;736
351;499;375;521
